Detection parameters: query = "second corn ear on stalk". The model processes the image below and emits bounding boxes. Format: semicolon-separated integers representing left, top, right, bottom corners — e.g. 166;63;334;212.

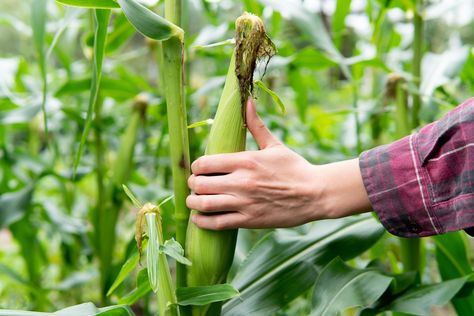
186;12;275;316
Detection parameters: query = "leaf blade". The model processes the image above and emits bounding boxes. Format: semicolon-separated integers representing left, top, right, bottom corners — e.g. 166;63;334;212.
116;0;183;41
177;284;239;306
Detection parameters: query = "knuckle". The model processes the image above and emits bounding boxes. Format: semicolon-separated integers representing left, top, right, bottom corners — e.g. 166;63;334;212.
242;157;258;170
214;218;228;230
241;177;256;189
199;197;213;212
193;177;205;193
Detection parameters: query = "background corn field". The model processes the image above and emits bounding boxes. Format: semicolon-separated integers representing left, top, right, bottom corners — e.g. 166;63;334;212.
1;0;474;315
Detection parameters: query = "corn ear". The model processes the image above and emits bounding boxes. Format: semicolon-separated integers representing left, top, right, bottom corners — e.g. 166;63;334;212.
186;12;275;316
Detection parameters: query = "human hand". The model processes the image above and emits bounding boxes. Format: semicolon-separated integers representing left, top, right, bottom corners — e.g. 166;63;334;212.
186;99;328;230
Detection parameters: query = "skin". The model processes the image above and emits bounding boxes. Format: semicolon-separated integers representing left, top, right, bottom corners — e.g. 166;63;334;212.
187;98;373;230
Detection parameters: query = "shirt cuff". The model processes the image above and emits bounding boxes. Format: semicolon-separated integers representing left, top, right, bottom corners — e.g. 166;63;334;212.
359;135;442;237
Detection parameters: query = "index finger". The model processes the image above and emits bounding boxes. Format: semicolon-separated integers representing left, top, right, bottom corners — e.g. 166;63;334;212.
191;151;252;175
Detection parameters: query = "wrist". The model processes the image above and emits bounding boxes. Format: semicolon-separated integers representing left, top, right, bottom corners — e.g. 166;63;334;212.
315;158;372;220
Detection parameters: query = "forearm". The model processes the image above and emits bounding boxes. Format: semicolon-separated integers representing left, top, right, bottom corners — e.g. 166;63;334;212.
315;158;372;220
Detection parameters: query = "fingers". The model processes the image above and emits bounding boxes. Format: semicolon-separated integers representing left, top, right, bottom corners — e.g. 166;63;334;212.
186;194;240;213
188;174;236;194
191;152;250;175
246;98;281;149
191;212;247;230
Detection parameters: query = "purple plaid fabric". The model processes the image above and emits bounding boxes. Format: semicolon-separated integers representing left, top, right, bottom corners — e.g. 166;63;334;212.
360;98;474;237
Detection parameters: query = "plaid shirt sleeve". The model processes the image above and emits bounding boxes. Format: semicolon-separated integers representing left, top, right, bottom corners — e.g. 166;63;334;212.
359;98;474;237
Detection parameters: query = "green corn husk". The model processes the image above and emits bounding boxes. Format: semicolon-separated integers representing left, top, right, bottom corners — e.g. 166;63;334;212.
186;13;275;316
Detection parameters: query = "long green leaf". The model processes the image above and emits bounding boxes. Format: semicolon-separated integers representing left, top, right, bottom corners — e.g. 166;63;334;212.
434;232;474;315
117;269;152;305
177;284;239;306
107;251;140;296
311;257;392;316
386;276;471;315
116;0;183;41
254;80;286;114
32;0;49;141
73;9;110;176
223;215;384;315
55;0;120;8
55;77;139;101
0;303;135;316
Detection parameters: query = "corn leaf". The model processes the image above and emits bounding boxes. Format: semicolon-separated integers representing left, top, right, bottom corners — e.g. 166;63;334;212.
0;303;135;315
255;80;286;114
434;232;474;315
160;238;192;266
32;0;49;141
55;0;120;9
223;215;384;315
55;77;139;101
192;38;235;49
73;9;110;176
117;269;152;305
177;284;240;306
107;251;140;296
310;257;393;316
122;184;143;208
116;0;183;41
385;276;471;315
187;119;213;129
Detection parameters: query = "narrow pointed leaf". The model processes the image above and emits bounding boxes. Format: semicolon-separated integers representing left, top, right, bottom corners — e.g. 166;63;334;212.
187;119;213;129
255;80;286;114
73;9;110;176
55;0;120;8
122;184;143;208
177;284;240;306
32;0;49;140
118;269;152;305
116;0;183;41
107;251;140;296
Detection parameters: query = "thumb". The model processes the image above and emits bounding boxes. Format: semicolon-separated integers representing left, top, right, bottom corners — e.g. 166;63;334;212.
246;98;281;149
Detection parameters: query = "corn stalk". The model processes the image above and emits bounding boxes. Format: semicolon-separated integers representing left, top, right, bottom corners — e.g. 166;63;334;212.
161;0;191;290
399;0;424;276
186;13;275;316
388;73;422;276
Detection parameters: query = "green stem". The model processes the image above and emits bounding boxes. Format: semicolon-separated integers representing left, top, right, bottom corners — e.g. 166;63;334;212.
393;77;422;275
93;94;111;303
157;214;179;316
162;0;191;291
352;81;362;153
411;0;423;128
